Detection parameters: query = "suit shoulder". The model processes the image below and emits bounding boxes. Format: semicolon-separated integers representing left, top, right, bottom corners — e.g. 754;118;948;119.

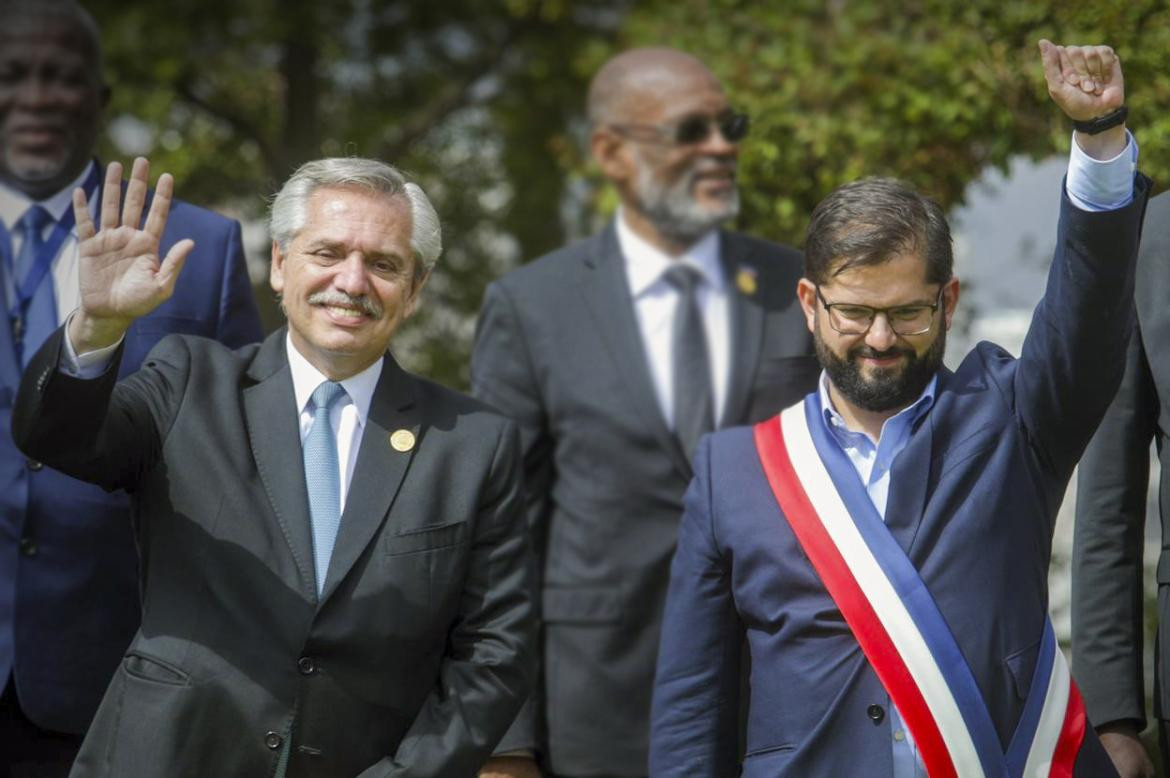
491;234;597;294
411;374;517;436
723;231;802;268
146;332;261;367
165;196;239;236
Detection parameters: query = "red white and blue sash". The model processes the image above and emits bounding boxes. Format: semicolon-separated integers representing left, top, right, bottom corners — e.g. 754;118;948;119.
752;398;1086;778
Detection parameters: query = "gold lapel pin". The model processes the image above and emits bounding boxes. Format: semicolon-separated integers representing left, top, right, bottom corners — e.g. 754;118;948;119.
735;267;758;296
389;429;416;452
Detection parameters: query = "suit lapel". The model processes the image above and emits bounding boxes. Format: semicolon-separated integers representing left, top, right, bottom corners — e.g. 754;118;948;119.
243;330;318;599
319;355;418;605
0;289;19;393
720;231;765;427
883;377;941;555
579;223;692;477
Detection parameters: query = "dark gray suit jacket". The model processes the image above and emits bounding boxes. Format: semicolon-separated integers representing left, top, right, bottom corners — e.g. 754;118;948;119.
470;223;818;775
1073;190;1169;737
12;327;534;778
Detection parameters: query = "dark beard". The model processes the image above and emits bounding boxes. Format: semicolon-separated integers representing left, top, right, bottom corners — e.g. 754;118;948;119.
816;326;945;413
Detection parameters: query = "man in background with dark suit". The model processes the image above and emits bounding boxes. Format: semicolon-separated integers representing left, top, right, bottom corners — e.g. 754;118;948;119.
472;47;818;777
0;2;261;775
1072;189;1170;778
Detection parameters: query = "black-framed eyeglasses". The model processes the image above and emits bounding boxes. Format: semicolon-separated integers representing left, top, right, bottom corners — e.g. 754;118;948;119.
608;108;750;146
815;286;945;336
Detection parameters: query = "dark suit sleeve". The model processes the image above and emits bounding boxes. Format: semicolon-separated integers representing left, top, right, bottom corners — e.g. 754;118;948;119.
12;327;186;493
649;437;742;777
367;420;535;778
469;280;551;755
1072;315;1157;730
213;219;264;348
1010;176;1149;481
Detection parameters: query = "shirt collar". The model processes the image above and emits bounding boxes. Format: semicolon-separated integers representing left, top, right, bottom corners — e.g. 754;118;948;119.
817;369;937;445
286;332;382;428
615;207;724;297
0;160;97;231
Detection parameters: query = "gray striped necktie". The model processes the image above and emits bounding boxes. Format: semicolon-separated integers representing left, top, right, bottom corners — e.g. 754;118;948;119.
663;264;714;458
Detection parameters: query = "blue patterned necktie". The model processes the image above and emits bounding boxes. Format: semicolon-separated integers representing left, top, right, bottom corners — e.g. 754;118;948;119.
303;381;347;597
13;205;54;367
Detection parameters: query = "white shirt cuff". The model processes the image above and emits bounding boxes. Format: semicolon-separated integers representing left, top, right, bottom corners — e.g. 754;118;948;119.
1066;129;1138;211
60;312;123;379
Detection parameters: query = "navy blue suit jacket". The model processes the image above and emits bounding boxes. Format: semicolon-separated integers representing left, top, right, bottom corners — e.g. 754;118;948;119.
650;181;1148;777
0;188;262;733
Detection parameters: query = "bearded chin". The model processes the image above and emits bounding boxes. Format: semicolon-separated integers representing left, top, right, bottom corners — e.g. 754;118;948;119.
630;157;739;245
816;327;946;413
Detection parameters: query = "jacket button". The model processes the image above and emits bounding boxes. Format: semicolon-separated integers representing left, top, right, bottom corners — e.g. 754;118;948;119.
867;704;885;724
19;537;37;557
297;657;316;675
264;731;283;750
26;459;43;471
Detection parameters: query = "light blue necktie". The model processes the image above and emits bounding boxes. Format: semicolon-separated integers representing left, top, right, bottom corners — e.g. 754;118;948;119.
303;381;347;597
14;205;56;367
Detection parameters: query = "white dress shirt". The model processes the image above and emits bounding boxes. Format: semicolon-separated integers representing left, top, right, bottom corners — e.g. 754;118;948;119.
0;161;97;325
285;334;382;512
616;210;731;428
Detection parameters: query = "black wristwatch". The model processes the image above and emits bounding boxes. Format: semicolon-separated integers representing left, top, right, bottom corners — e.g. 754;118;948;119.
1072;105;1128;135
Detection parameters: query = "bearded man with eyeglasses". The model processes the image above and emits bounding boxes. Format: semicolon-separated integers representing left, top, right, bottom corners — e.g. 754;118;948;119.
651;41;1144;777
471;48;819;778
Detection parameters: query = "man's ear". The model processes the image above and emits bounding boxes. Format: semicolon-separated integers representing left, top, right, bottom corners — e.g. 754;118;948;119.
942;277;961;330
269;240;286;295
591;127;632;185
796;278;818;334
405;270;430;319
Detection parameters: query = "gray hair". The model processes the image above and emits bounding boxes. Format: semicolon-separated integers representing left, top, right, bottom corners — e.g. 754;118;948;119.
269;157;442;276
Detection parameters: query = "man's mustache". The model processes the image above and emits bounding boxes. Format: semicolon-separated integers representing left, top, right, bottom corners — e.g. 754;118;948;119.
850;345;913;361
308;291;382;317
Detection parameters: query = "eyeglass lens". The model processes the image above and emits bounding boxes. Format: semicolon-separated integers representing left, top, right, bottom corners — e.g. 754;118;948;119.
675;111;750;144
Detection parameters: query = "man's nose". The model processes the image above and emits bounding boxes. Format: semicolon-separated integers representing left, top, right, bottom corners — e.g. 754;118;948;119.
333;254;370;295
864;313;898;351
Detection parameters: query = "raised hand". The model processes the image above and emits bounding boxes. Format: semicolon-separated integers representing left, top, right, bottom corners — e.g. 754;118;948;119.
1039;40;1127;160
69;157;194;352
1039;40;1124;121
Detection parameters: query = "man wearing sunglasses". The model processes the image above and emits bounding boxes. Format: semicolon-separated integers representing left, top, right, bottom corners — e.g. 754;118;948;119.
472;48;819;777
650;41;1143;776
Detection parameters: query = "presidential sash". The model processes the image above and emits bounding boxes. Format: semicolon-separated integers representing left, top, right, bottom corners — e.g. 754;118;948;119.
752;398;1086;778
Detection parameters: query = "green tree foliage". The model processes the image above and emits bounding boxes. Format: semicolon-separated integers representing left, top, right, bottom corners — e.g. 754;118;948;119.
612;0;1170;248
83;0;1169;387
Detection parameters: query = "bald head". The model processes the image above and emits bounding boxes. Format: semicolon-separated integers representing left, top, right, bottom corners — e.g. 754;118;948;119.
0;0;104;77
0;0;109;198
587;48;723;128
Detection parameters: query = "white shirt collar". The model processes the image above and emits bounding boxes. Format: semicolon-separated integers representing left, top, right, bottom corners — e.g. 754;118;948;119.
285;332;383;428
0;160;96;231
615;207;724;297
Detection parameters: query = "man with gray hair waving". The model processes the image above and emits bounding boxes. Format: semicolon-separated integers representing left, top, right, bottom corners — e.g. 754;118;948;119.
11;156;534;777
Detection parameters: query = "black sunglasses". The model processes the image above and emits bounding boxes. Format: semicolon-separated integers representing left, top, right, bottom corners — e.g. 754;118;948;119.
609;108;750;146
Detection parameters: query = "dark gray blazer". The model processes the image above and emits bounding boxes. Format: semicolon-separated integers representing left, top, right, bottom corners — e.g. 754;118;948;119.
1073;190;1169;737
470;223;818;775
12;327;534;778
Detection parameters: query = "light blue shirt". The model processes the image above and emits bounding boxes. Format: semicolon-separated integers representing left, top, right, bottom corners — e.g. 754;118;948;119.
813;130;1137;776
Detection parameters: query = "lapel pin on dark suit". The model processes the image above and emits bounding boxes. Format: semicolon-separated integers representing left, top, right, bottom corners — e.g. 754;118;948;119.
735;266;758;296
389;429;416;452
